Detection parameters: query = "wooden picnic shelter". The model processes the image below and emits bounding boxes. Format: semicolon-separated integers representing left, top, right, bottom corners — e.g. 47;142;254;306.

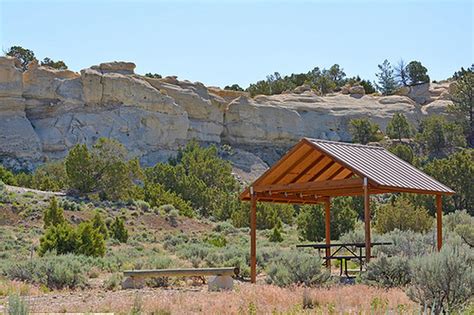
240;138;455;283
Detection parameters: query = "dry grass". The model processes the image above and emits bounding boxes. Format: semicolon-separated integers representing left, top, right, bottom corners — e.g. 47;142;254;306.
0;279;42;297
11;283;416;314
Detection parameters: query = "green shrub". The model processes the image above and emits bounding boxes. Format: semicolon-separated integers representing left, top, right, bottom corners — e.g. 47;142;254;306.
349;118;383;144
30;161;67;191
406;243;473;314
110;217;128;243
269;220;283;242
39;221;106;258
77;222;106;257
144;183;194;217
104;273;123;291
145;140;239;219
92;211;108;239
205;233;227;247
266;250;330;287
375;197;433;233
363;254;411;288
388;144;414;164
60;199;82;211
5;254;87;289
163;233;188;250
0;166;16;185
377;229;434;258
65;138;143;200
167;209;179;227
386;113;412;140
135;200;150;212
43;196;65;228
7;293;29;315
297;197;357;241
423;150;473;214
38;223;79;256
444;210;474;247
231;202;294;230
213;221;237;234
416;115;466;155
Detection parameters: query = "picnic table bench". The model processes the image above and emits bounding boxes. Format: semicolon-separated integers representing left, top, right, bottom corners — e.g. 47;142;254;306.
296;242;392;277
122;267;240;291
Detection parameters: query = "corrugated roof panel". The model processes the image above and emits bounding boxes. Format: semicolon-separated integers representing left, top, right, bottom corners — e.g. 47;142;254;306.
307;138;454;194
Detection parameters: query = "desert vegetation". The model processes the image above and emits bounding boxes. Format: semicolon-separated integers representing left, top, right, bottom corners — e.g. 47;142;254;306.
0;49;473;312
0;118;473;313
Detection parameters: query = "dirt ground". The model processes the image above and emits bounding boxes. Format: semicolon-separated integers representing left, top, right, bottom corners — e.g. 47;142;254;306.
0;282;416;314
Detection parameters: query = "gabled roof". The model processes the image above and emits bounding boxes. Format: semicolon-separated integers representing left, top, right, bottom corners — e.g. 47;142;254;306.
240;138;454;203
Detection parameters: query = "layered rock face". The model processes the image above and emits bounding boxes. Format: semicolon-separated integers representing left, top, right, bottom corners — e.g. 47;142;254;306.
0;57;454;171
0;57;42;166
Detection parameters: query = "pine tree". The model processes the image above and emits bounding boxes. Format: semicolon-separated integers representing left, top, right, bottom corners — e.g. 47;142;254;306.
375;60;398;95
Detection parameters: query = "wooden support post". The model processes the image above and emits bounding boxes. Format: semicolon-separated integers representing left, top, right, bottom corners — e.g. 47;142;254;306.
363;177;371;263
436;194;443;251
250;186;257;284
325;198;331;268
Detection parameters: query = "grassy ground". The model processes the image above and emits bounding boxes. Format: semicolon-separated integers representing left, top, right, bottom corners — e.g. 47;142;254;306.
0;281;415;314
0;186;418;314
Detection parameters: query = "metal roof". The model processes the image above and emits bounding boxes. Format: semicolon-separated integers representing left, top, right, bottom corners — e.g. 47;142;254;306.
240;138;454;203
307;138;455;194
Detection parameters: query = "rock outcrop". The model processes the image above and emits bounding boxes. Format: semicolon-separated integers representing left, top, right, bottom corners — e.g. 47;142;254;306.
0;57;42;168
0;57;455;171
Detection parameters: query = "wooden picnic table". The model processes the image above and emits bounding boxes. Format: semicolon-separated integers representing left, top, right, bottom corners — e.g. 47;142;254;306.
296;242;392;277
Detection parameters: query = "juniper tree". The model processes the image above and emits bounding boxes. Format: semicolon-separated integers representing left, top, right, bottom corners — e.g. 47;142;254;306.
386;113;412;140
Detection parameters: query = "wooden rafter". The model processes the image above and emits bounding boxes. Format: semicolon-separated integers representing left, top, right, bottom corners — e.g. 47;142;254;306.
289;154;326;184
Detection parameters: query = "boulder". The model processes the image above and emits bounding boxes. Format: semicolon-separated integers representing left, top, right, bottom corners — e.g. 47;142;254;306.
340;84;350;94
23;61;79;100
349;85;365;95
422;99;453;116
293;84;312;94
406;83;430;104
0;56;23;98
92;61;136;75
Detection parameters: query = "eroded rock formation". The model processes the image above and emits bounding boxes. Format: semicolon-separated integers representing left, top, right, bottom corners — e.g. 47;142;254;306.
0;57;454;171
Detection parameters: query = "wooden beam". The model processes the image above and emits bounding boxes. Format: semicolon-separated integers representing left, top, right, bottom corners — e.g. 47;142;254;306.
308;161;335;182
303;138;367;180
326;166;346;180
270;147;316;184
124;267;238;278
436;194;443;251
325;199;331;269
253;141;308;186
253;194;328;204
364;177;371;263
289;154;326;183
254;178;363;194
250;187;257;284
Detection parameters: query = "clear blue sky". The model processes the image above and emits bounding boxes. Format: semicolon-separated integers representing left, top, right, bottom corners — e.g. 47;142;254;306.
1;0;472;88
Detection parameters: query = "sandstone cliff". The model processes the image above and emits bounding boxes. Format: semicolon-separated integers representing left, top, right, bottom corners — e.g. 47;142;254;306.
0;57;454;172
